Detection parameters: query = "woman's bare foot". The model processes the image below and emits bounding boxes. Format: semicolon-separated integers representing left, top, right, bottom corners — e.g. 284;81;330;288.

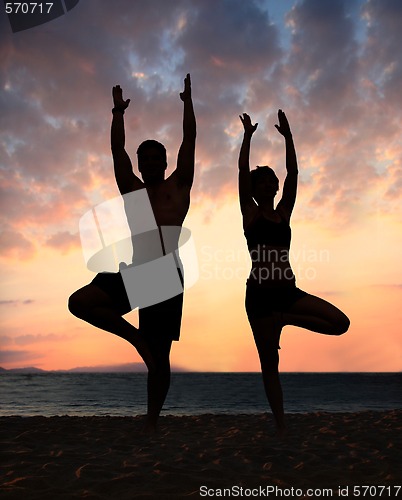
274;424;288;440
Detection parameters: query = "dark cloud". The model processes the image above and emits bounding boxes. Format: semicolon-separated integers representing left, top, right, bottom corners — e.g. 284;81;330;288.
178;0;280;79
1;0;280;224
1;0;401;250
285;0;360;120
362;0;402;105
0;334;73;347
198;165;234;197
0;350;42;363
270;0;402;227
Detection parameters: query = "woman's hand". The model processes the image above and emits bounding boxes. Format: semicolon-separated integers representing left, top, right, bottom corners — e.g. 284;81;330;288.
239;113;258;136
274;109;292;138
112;85;131;111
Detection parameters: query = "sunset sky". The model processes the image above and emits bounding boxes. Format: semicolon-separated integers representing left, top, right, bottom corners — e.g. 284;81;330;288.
1;0;401;372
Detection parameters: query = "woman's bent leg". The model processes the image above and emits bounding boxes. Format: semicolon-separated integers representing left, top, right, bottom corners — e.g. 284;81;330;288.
283;294;350;335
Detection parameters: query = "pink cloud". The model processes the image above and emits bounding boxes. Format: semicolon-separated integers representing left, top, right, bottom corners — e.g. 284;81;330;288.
45;230;80;254
1;0;401;256
0;229;36;260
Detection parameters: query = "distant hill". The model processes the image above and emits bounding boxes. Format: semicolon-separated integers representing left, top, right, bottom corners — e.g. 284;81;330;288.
0;363;188;373
0;366;46;373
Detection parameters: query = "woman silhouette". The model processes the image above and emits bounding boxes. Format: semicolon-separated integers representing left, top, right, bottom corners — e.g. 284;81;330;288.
238;111;350;435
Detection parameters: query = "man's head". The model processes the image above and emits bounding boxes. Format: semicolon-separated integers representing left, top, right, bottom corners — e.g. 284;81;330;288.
250;166;279;202
137;140;167;184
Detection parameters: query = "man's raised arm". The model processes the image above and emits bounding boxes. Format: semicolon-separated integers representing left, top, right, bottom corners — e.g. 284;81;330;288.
175;74;196;187
111;85;141;195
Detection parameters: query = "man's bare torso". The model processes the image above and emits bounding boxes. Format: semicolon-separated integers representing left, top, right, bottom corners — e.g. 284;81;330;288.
141;174;191;227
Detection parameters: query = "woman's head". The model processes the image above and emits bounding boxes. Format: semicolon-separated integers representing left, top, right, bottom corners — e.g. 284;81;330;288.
250;166;279;202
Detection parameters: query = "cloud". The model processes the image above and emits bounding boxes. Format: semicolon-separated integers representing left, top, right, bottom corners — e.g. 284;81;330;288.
0;229;36;260
0;336;13;346
1;0;402;256
369;283;402;289
273;0;402;227
0;0;279;236
0;299;34;306
45;230;80;254
0;334;75;348
286;0;358;108
15;333;74;345
0;350;43;363
0;0;401;373
178;0;280;81
362;0;402;105
198;164;234;197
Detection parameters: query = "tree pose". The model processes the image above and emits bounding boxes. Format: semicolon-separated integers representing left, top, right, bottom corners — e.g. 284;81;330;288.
69;74;196;431
238;111;349;435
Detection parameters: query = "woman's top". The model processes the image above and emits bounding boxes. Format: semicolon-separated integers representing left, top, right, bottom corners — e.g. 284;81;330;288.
244;210;295;288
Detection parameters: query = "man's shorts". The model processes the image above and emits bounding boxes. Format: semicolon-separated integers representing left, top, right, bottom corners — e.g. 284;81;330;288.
91;271;183;341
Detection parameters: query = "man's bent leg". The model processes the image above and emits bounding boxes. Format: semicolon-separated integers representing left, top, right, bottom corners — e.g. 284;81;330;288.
68;283;155;370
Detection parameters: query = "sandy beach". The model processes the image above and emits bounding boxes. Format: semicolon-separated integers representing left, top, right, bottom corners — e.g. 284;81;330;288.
1;411;401;499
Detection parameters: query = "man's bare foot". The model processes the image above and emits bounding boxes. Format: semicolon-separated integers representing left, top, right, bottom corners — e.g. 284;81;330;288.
141;419;158;435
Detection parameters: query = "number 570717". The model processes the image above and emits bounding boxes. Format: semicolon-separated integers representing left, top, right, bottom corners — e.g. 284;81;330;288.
5;3;54;14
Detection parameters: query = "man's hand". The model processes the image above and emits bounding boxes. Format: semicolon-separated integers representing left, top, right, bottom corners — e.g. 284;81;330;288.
112;85;131;111
239;113;258;136
180;74;192;101
274;109;292;138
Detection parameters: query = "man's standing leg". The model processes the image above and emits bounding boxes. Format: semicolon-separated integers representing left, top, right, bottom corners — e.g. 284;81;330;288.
139;292;183;431
145;337;173;431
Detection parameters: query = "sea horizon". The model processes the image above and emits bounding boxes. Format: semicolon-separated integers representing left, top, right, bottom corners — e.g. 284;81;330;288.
1;372;401;417
1;364;400;374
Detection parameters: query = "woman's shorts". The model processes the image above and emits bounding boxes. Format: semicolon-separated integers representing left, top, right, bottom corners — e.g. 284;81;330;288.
245;283;308;320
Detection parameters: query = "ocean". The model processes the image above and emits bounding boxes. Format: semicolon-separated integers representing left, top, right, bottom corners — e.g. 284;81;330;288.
0;372;400;417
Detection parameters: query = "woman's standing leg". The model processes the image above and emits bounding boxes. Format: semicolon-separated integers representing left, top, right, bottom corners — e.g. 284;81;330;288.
249;314;286;435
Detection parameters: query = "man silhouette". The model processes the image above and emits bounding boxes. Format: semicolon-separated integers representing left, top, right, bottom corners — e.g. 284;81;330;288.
68;74;196;431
